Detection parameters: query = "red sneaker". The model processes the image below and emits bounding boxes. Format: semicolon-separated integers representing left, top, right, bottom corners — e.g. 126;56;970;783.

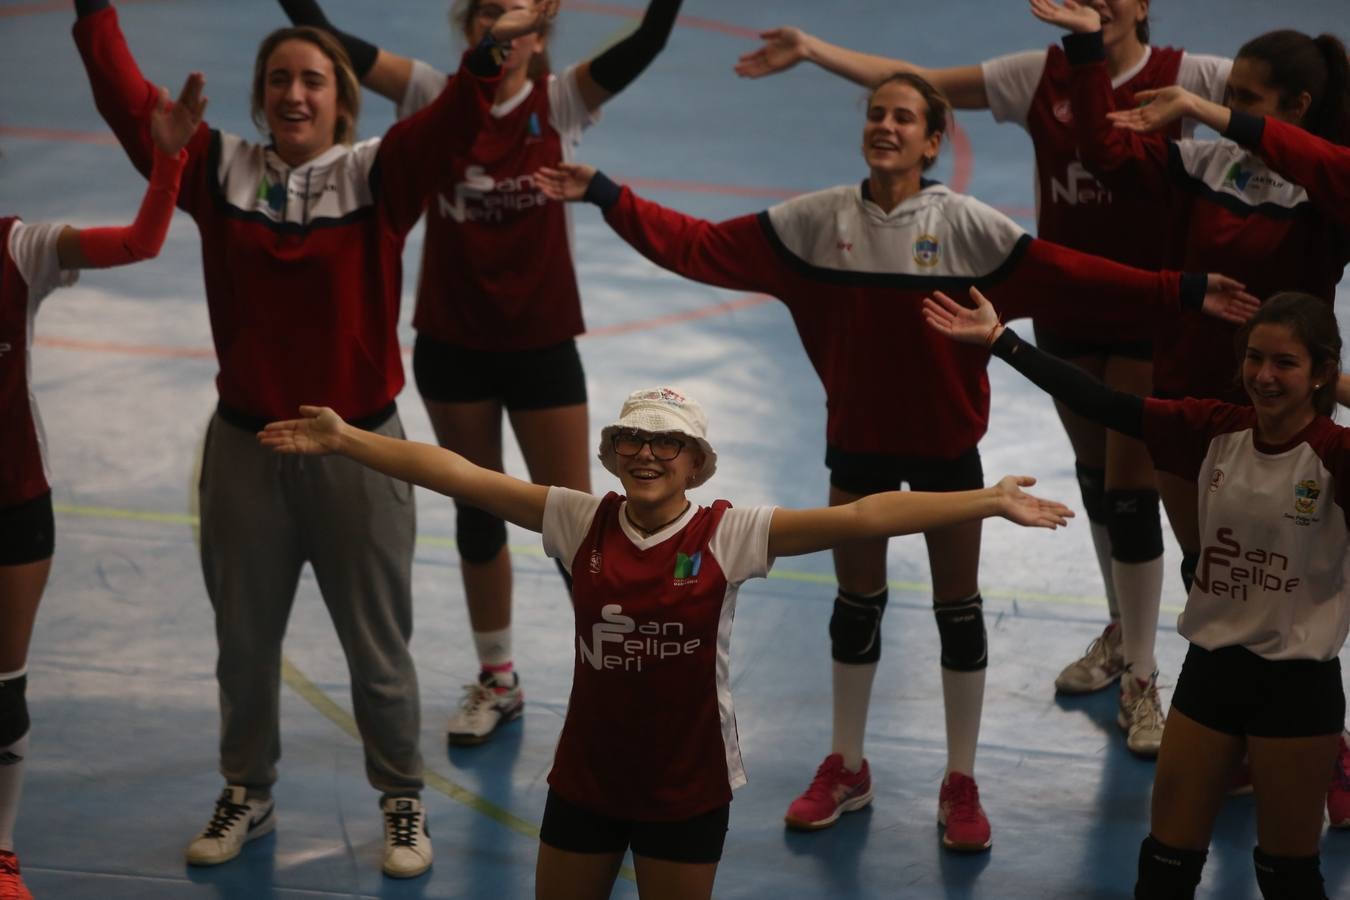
784;753;873;830
0;851;34;900
938;772;992;852
1328;733;1350;828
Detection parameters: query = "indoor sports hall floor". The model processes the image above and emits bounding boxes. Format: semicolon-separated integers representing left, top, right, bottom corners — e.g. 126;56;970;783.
3;1;1349;897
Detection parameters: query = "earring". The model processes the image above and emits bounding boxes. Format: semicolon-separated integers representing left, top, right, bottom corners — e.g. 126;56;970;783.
1315;383;1323;390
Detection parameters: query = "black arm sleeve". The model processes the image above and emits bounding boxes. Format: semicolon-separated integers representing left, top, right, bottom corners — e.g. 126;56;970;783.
587;0;682;94
990;329;1145;438
277;0;379;79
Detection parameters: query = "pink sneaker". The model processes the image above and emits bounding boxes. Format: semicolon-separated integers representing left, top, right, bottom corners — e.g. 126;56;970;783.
1328;733;1350;828
938;772;992;852
784;753;873;830
0;851;34;900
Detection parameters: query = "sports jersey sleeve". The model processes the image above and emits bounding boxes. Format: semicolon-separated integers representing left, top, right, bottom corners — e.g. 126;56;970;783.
7;222;78;306
548;64;601;145
981;49;1048;127
1176;52;1232;104
72;5;211;212
707;505;775;585
586;174;791;296
542;486;604;574
1141;396;1236;481
395;58;447;120
373;50;501;236
989;328;1143;436
1062;31;1175;199
1225;112;1350;231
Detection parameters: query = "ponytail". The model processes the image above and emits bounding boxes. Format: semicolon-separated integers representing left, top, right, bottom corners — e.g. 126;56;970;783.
1237;30;1350;144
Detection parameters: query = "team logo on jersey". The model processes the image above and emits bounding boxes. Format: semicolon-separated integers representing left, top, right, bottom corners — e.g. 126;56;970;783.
589;549;602;574
439;164;548;223
579;603;702;672
674;551;702;584
1195;526;1300;601
1052;99;1073;124
1294;479;1321;516
1209;468;1225;493
1223;163;1254;193
913;234;941;267
256;176;287;214
527;111;542;139
1051;161;1111;206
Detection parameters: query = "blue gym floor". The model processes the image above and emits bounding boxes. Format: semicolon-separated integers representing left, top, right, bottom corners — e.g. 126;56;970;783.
3;1;1350;897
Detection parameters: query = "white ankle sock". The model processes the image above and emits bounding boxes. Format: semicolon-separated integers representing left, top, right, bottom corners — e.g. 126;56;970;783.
472;628;513;672
831;661;878;771
1114;556;1164;677
1089;521;1121;622
0;732;29;852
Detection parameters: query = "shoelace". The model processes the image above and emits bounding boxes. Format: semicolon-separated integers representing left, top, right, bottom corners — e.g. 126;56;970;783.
1128;684;1165;732
944;778;982;820
459;682;496;715
0;853;29;900
385;808;422;848
802;758;851;801
201;796;250;839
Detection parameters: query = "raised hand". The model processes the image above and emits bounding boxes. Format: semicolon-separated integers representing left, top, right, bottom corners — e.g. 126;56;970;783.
258;405;347;455
150;72;207;155
490;0;561;43
734;27;809;78
1202;274;1262;324
1106;85;1195;133
993;475;1074;529
536;162;598;201
921;287;1001;346
1028;0;1101;34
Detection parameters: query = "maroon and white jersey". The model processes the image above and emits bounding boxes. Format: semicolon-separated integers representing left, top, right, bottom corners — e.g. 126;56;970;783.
600;180;1189;458
399;60;597;350
0;219;77;508
983;46;1230;340
542;487;773;820
1144;398;1350;661
75;7;495;422
1067;42;1349;402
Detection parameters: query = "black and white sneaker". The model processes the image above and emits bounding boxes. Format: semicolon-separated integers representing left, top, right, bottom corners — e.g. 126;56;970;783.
185;785;276;866
381;795;433;878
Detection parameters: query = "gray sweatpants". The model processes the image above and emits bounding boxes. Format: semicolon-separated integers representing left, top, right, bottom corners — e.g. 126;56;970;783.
198;411;422;796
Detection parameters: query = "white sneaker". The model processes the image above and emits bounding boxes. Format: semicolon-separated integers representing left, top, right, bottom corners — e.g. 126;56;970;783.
185;785;276;866
446;671;524;746
1054;623;1125;694
381;795;433;878
1118;670;1166;757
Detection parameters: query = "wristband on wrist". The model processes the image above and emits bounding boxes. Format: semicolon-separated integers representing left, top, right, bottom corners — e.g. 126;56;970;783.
984;318;1004;349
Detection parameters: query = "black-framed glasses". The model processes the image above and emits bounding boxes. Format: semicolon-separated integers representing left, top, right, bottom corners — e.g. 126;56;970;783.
611;430;686;461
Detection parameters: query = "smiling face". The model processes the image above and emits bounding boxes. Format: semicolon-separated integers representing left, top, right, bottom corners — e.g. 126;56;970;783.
862;81;943;177
1226;56;1309;124
611;429;705;513
1087;0;1149;50
263;38;345;166
1242;322;1328;429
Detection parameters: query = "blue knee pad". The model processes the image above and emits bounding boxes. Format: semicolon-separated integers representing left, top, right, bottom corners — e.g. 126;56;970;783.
1254;848;1326;900
1106;489;1164;563
1135;835;1206;900
829;589;888;665
0;673;30;748
456;503;507;564
1180;551;1200;593
934;595;987;672
1075;463;1108;524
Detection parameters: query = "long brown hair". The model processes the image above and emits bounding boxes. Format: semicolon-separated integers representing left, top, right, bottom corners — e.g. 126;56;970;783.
1236;30;1350;145
868;73;951;171
452;0;553;80
250;26;362;146
1235;293;1342;417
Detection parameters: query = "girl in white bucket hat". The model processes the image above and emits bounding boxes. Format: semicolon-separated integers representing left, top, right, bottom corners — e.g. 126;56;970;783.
259;389;1072;899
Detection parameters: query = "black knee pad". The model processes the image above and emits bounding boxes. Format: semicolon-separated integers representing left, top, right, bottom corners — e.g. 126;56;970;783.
1075;463;1107;524
554;557;573;594
1135;835;1206;900
455;503;507;563
934;595;987;672
1180;551;1199;593
1106;489;1164;563
0;673;30;748
829;589;888;665
1253;848;1326;900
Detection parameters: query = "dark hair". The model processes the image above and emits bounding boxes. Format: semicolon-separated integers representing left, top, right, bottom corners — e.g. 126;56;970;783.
251;26;361;146
1235;292;1342;417
452;0;552;80
1236;30;1350;144
869;72;950;170
1136;12;1149;45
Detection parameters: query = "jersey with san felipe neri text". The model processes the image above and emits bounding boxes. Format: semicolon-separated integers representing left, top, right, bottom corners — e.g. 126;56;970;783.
398;60;597;351
0;219;77;509
542;487;774;820
1066;48;1350;403
599;180;1187;459
983;45;1230;341
1143;397;1350;662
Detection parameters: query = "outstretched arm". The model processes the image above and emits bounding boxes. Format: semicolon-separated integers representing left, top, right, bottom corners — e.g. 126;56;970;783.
277;0;413;102
1220;112;1350;231
260;407;549;531
768;476;1072;558
922;287;1146;438
575;0;682;111
733;26;989;108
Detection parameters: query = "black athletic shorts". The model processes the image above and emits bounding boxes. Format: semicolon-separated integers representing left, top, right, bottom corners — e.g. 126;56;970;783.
1171;643;1346;738
0;491;54;566
413;335;587;410
826;445;984;497
539;789;730;864
1033;321;1153;362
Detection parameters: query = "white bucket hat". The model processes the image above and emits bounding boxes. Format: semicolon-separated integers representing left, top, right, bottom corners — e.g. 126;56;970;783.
598;387;718;489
